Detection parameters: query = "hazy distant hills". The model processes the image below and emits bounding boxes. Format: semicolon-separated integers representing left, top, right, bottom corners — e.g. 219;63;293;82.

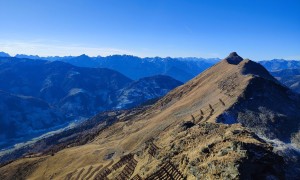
0;57;182;149
0;52;10;58
66;55;218;82
271;68;300;93
259;59;300;71
2;52;300;94
0;52;218;82
4;52;300;88
258;60;300;93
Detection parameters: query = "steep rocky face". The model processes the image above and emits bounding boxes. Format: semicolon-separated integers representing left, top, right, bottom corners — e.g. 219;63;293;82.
215;58;300;145
1;53;297;179
218;77;300;140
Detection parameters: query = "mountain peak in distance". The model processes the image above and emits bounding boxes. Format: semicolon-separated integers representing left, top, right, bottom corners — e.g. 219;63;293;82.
222;52;278;82
224;51;243;65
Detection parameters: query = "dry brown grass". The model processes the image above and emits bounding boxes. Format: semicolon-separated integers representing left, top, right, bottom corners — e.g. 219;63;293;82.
0;58;284;179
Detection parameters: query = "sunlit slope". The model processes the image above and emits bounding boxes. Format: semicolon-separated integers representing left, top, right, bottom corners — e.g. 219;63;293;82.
2;52;298;179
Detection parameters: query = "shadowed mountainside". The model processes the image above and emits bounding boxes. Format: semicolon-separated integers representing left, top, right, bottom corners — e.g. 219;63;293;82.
0;90;65;149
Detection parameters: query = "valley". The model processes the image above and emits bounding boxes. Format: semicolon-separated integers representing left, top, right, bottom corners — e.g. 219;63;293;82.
0;57;182;150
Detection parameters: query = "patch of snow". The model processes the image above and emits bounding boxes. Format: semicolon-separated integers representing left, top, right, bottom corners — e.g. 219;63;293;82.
16;94;35;100
67;71;80;78
258;135;300;155
291;82;299;88
40;76;54;92
68;88;86;96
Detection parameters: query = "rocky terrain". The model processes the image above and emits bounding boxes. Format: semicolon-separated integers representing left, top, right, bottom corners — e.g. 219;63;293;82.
1;52;299;179
0;121;284;179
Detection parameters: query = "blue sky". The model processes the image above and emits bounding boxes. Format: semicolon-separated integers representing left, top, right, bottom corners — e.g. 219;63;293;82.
0;0;299;60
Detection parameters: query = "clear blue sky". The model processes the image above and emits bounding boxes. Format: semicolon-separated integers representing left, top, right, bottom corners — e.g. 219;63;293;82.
0;0;299;60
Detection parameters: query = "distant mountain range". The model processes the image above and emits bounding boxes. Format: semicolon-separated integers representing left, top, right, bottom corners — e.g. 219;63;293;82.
271;68;300;93
259;60;300;93
2;52;300;94
0;52;10;57
259;59;300;71
0;52;219;82
62;55;219;82
1;52;300;149
2;52;300;84
0;57;182;149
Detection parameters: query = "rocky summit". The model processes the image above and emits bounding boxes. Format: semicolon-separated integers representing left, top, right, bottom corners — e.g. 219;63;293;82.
224;52;243;65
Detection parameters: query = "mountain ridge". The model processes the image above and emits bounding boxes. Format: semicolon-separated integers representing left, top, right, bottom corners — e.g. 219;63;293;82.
1;52;299;179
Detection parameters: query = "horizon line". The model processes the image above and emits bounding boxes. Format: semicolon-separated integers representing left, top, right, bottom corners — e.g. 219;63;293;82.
1;51;300;61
